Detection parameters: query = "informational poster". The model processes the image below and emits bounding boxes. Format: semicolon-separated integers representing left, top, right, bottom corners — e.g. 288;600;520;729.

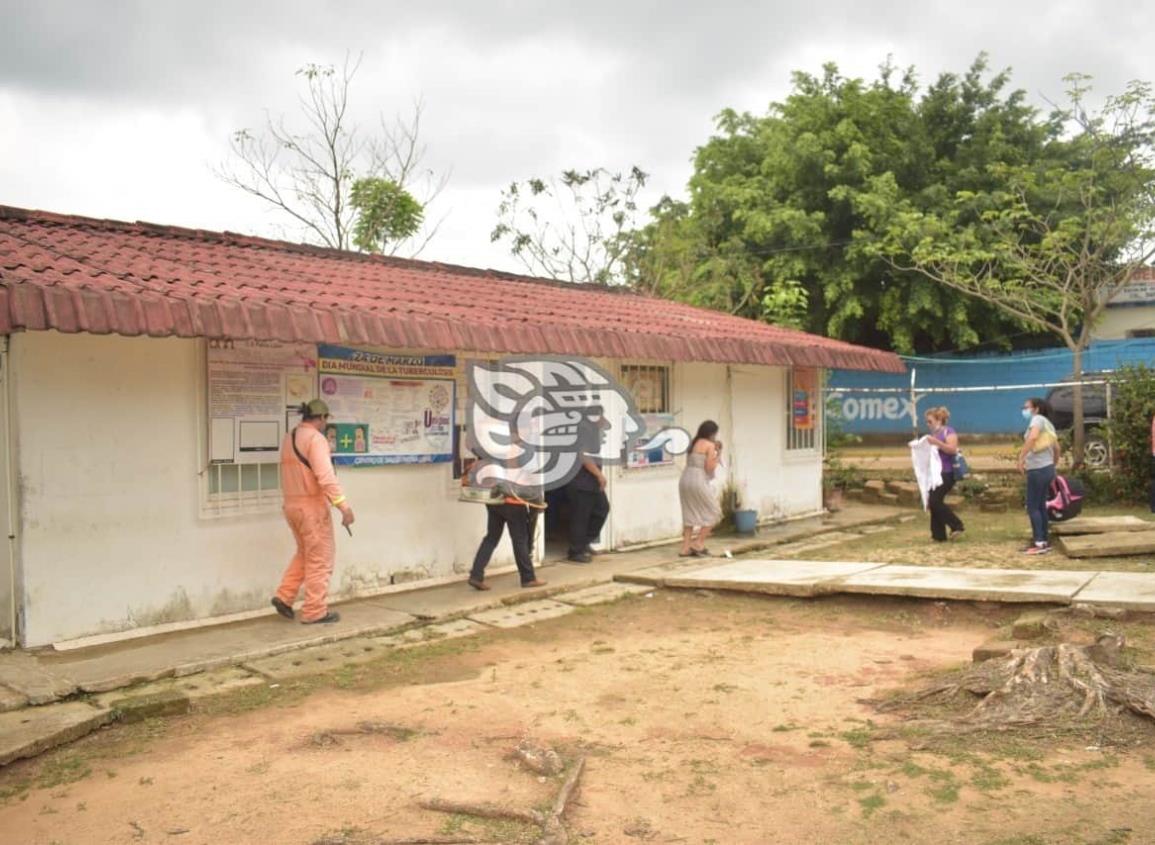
792;368;817;431
627;413;678;468
317;344;456;466
206;339;317;464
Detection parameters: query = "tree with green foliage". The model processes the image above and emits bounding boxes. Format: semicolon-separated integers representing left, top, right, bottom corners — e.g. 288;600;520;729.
633;55;1055;351
868;76;1155;464
491;166;648;284
1100;365;1155;503
218;57;448;256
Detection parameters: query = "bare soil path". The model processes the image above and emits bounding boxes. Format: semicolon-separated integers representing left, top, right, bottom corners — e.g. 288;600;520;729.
2;592;1153;845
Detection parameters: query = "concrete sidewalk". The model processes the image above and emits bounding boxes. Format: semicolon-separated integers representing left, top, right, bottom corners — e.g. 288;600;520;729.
625;558;1155;610
0;505;903;767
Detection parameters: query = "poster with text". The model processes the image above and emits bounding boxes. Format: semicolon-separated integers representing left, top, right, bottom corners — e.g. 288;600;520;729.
206;339;317;464
317;345;456;466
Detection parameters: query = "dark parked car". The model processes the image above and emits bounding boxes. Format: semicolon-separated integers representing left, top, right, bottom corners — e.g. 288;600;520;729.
1044;374;1110;468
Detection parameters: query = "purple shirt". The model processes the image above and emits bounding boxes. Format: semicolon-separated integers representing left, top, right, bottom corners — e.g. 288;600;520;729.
931;426;956;474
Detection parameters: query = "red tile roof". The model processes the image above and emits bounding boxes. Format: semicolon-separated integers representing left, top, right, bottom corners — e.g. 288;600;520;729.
0;205;904;372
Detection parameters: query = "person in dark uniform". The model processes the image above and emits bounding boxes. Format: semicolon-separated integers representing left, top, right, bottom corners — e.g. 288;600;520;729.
566;418;610;563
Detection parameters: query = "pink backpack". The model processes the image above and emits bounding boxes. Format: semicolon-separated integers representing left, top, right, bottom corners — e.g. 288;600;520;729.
1046;475;1085;522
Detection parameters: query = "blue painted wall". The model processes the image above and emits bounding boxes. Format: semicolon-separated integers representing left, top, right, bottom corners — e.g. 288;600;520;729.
828;339;1155;435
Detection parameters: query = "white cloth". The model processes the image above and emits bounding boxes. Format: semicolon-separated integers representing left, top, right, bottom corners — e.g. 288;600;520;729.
909;435;943;510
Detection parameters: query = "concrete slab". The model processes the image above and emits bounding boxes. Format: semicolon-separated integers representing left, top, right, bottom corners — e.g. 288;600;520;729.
243;634;403;682
0;685;29;712
553;582;652;606
837;565;1098;603
93;668;268;713
1052;516;1155;535
615;557;715;587
0;702;112;766
663;560;888;597
1073;572;1155;612
1057;530;1155;558
374;618;491;648
38;603;417;691
468;599;576;629
0;652;78;705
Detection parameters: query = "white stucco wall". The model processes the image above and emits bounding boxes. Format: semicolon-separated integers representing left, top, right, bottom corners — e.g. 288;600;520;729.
10;332;503;646
1093;306;1155;340
11;334;823;645
606;361;822;547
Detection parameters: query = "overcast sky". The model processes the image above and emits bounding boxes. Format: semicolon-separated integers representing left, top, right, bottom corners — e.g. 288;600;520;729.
2;1;1151;272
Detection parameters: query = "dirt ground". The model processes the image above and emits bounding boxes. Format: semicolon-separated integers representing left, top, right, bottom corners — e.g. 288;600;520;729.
2;591;1155;845
780;506;1155;573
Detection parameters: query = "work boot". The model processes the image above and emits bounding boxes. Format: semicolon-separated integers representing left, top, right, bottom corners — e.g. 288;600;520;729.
271;597;294;620
302;610;341;624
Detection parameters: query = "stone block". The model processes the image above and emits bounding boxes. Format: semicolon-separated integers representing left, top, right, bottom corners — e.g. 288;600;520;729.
0;702;112;766
878;492;900;505
1053;516;1155;536
973;640;1018;663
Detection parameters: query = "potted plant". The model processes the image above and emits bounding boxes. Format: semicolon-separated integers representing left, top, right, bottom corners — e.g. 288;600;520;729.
822;455;861;513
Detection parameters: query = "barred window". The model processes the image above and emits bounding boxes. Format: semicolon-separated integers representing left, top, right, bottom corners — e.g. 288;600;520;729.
620;365;670;414
786;368;818;451
204;462;282;515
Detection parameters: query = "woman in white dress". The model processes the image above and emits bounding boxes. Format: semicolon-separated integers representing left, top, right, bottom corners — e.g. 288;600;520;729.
679;420;723;557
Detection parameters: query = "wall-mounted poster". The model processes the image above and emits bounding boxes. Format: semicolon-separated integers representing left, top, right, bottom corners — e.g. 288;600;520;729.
316;344;456;466
792;368;817;431
206;339;317;465
627;413;678;469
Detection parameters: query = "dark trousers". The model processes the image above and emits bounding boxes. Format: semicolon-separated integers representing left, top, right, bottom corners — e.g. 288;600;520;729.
568;486;610;556
928;471;964;541
470;504;537;585
1025;464;1056;545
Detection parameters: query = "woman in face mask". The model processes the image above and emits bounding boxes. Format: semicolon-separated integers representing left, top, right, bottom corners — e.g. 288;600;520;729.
1017;397;1060;555
925;407;965;542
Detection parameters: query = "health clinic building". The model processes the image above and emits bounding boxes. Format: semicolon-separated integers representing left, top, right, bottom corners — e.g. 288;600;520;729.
0;206;901;647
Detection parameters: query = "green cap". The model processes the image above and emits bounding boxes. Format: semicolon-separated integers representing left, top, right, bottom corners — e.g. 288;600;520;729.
302;398;330;418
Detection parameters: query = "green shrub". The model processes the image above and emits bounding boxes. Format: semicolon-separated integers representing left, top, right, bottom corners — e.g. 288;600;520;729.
1102;365;1155;504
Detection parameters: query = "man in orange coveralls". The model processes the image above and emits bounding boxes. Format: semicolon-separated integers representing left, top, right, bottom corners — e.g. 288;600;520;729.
271;399;355;624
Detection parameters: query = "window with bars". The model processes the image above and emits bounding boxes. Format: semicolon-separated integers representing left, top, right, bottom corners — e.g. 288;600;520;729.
620;364;670;413
203;461;282;515
785;367;818;451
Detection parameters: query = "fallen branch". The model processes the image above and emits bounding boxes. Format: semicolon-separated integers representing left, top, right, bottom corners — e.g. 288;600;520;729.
551;756;586;820
419;798;544;827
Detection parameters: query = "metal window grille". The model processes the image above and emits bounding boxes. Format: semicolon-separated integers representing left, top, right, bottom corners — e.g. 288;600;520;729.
203;461;282;516
785;368;818;451
620;365;670;414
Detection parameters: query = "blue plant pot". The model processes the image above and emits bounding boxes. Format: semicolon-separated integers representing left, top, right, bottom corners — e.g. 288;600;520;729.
733;509;758;534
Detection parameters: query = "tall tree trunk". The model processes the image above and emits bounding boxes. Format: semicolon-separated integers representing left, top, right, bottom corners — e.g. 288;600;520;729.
1071;342;1085;469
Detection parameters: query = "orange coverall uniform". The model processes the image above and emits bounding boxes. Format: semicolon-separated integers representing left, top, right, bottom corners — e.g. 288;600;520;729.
275;426;347;622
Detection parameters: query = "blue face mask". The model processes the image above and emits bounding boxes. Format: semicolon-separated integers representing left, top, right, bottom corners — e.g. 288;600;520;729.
1021;408;1033;420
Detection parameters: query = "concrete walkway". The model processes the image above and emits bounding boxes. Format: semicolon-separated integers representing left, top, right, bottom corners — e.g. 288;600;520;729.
0;505;902;766
624;558;1155;610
